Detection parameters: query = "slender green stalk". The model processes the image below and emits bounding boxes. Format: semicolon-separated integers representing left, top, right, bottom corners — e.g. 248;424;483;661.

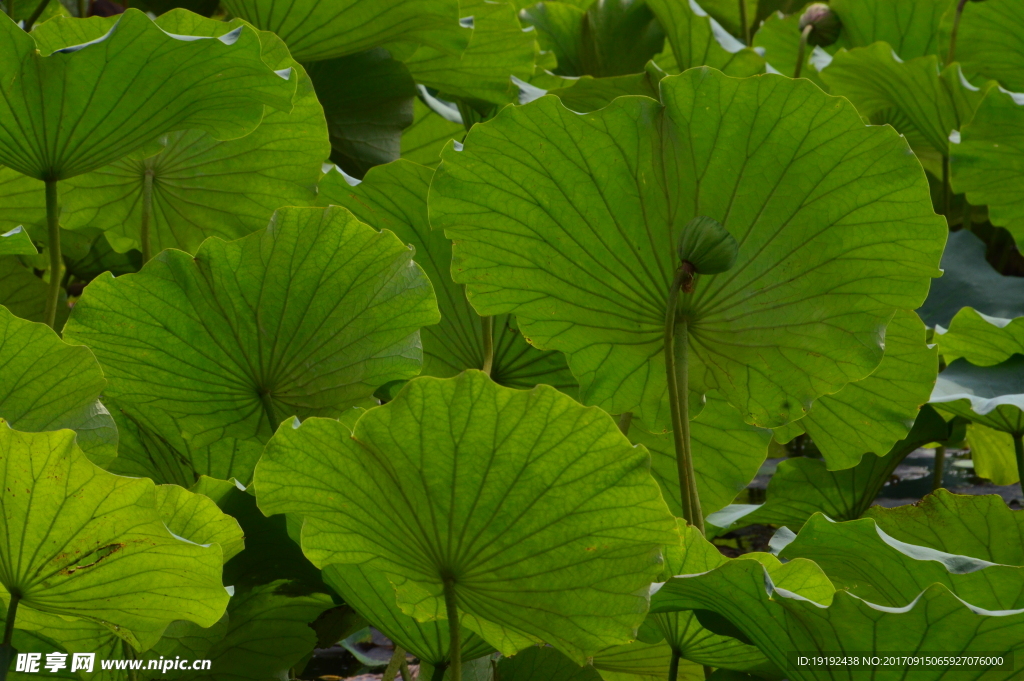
667;649;680;681
703;665;714;680
43;179;63;331
5;0;12;19
1014;434;1024;502
962;200;972;232
383;647;407;681
795;24;813;79
664;266;704;533
431;664;447;681
260;390;277;429
942;155;952;222
617;411;633;436
932;445;946;492
140;168;155;264
399;658;413;681
122;640;138;681
481;316;494;376
0;592;21;681
947;0;970;66
444;580;461;681
77;0;87;16
22;0;51;30
738;0;749;45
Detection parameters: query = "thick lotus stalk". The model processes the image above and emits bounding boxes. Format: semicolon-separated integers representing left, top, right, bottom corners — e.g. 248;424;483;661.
666;216;738;533
932;445;946;491
42;180;61;329
798;3;841;48
1015;434;1024;500
0;592;20;681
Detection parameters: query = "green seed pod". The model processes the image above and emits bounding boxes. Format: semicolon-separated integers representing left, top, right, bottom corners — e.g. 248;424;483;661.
677;216;738;276
799;3;842;47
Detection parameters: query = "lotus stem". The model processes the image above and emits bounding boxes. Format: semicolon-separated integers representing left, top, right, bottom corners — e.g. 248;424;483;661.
795;24;813;79
947;0;970;66
122;640;138;681
0;592;21;681
738;0;749;45
667;649;680;681
5;0;12;18
962;200;972;231
617;411;633;436
260;390;277;430
932;445;946;492
665;265;704;533
1014;433;1024;502
399;659;413;681
481;316;494;376
703;665;713;679
444;579;461;681
382;647;407;681
430;664;447;681
942;155;952;223
22;0;51;30
43;179;63;331
77;0;87;16
140;167;155;264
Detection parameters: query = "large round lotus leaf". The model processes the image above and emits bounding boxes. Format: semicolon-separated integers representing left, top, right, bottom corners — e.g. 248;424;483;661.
752;10;827;89
819;44;993;160
0;227;34;257
930;356;1024;435
631;393;771;518
319;160;576;394
322;563;494;667
952;87;1024;250
0;258;69;327
156;484;244;563
405;0;537;107
0;167;45;237
0;305;116;466
401;97;465;168
965;422;1020;486
255;371;678;660
64;205;439;470
786;309;938;470
780;514;1024;611
865;489;1024;566
652;558;1024;681
496;645;602;681
429;67;945;430
832;0;950;60
940;308;1024;367
646;0;763;76
939;0;1024;92
589;639;704;681
0;10;294;181
220;0;467;64
708;405;951;534
0;424;228;638
60;34;328;256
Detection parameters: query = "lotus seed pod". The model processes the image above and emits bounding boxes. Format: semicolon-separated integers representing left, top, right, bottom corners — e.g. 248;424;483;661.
799;3;842;47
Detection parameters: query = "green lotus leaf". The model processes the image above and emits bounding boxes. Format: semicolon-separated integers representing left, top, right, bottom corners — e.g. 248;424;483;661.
401;97;465;168
405;0;536;107
819;43;994;163
322;563;494;668
543;65;664;113
752;9;828;88
64;205;439;483
0;305;115;466
429;67;945;429
0;228;34;257
497;645;601;680
220;0;466;63
590;639;704;681
646;0;764;76
652;557;1024;681
0;425;228;640
707;405;953;534
142;615;229;679
696;0;759;44
132;0;220;16
155;582;332;681
931;355;1024;435
255;371;678;659
939;307;1024;367
779;310;938;470
156;484;245;563
864;489;1024;565
307;49;415;179
520;0;665;78
967;422;1020;486
918;229;1024;329
318;159;576;394
0;9;295;182
61;40;328;256
632;394;771;518
0;257;68;326
951;87;1024;250
938;0;1024;91
832;0;950;60
0;167;45;238
779;513;1024;610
